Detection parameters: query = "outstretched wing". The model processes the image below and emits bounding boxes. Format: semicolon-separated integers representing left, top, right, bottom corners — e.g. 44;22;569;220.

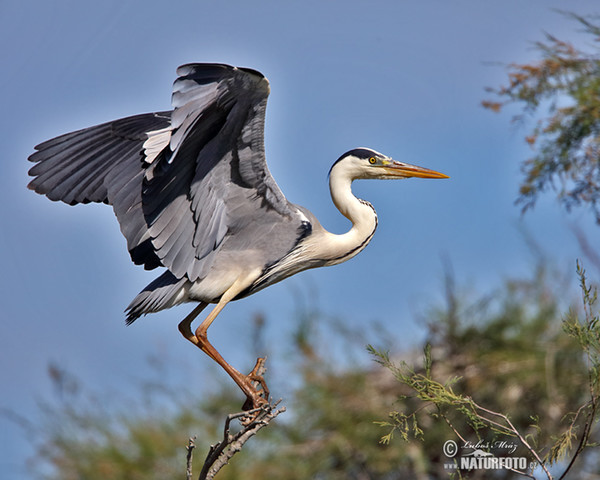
142;63;295;281
28;63;298;281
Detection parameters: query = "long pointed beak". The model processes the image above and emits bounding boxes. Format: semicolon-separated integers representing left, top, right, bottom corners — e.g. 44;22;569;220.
383;160;449;179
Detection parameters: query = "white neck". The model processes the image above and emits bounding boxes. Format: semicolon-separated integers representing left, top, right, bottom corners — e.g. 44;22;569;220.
315;164;378;265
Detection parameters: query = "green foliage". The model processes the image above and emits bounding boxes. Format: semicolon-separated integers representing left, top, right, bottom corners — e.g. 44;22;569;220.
551;261;600;469
563;262;600;362
483;12;600;223
371;263;600;479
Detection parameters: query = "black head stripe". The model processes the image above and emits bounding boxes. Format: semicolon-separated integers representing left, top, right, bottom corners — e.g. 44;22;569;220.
329;148;380;176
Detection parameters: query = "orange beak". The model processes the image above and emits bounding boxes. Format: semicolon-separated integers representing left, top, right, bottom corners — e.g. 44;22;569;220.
382;160;449;179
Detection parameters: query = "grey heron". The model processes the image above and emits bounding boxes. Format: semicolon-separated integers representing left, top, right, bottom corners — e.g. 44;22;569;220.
28;63;448;410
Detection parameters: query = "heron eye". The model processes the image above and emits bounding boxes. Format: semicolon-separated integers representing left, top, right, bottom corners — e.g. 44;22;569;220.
368;157;377;164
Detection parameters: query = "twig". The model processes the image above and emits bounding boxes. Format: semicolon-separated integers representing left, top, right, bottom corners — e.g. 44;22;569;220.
440;403;536;479
472;400;552;480
198;400;286;480
557;361;598;478
557;417;592;480
186;437;196;480
439;409;467;444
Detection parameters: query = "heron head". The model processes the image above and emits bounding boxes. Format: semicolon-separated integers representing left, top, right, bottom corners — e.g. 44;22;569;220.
331;148;449;180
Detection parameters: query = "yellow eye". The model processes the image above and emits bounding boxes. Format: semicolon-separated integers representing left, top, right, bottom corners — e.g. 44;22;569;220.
369;157;376;164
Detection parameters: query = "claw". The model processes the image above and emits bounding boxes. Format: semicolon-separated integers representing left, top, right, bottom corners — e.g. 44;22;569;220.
247;357;270;400
240;357;270;422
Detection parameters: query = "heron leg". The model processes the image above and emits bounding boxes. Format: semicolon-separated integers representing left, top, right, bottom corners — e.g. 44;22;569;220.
178;302;208;343
177;277;269;410
194;300;269;410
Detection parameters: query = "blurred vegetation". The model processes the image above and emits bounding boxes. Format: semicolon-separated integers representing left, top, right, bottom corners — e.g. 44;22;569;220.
24;260;599;479
370;262;600;479
483;12;600;223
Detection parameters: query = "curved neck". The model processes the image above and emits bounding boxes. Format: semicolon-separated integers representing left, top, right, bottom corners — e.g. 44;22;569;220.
317;166;378;265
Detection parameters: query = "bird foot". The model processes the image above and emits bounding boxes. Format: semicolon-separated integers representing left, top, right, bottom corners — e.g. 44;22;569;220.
240;357;270;423
248;357;270;400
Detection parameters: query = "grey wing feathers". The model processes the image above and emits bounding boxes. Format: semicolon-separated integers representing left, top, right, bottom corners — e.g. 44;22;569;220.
28;112;171;270
28;63;298;290
28;113;168;204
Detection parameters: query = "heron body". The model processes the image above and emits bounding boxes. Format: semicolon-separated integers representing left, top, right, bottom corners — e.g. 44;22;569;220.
28;63;448;409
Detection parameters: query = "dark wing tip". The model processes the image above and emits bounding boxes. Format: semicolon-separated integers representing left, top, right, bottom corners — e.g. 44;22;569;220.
238;66;266;79
175;63;266;83
176;62;232;77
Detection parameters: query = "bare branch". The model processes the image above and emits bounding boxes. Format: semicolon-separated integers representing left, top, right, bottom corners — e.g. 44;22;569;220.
181;356;286;479
198;401;286;480
186;437;196;480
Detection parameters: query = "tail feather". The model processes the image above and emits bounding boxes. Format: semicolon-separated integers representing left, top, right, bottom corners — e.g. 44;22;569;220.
126;271;188;324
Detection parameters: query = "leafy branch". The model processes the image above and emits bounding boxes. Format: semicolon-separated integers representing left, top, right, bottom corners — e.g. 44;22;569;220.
556;261;599;479
482;12;600;223
369;262;600;479
368;345;548;479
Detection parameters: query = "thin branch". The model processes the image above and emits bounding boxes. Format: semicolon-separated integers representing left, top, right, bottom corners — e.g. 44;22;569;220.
472;401;552;480
186;437;196;480
438;406;535;479
439;409;467;444
557;361;598;478
557;416;592;480
198;401;286;480
183;357;285;479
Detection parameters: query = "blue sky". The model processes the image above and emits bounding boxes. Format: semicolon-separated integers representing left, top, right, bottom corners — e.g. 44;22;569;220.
2;1;600;477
